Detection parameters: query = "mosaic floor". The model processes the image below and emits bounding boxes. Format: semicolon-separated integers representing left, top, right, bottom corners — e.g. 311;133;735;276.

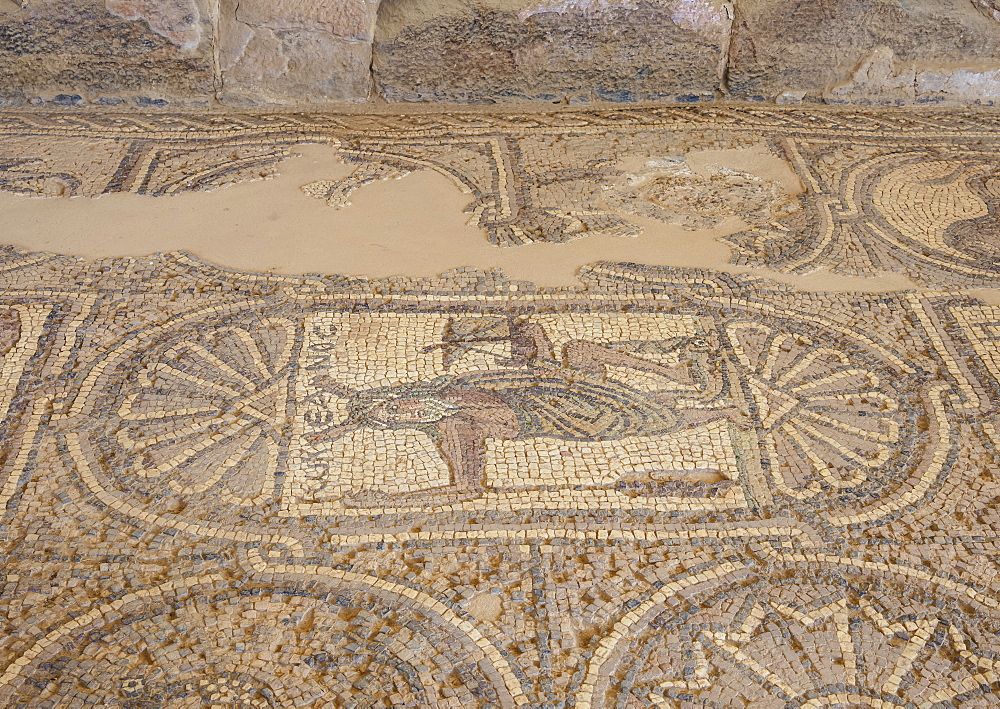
2;106;1000;707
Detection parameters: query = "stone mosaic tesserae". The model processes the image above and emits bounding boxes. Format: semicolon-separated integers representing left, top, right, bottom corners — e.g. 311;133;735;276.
2;105;1000;707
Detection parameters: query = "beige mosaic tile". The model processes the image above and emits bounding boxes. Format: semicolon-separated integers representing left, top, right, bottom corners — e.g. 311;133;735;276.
0;247;993;705
2;107;1000;707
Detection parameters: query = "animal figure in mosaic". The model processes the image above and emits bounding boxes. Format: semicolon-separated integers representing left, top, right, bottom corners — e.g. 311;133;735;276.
0;308;20;360
309;316;737;493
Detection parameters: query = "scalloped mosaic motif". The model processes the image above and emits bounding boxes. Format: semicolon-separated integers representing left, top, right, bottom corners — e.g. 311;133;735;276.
2;108;1000;707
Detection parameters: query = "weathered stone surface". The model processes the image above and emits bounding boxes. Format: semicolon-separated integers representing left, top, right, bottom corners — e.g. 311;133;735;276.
7;0;1000;107
728;0;1000;104
825;46;1000;106
237;0;370;38
975;0;1000;22
0;0;215;105
105;0;203;49
218;0;374;103
372;0;733;103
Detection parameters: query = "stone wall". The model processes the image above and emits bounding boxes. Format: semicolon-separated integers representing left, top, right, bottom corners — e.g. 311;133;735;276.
3;0;1000;106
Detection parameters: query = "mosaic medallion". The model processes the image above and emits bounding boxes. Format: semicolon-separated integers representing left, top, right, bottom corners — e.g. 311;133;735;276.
2;107;1000;706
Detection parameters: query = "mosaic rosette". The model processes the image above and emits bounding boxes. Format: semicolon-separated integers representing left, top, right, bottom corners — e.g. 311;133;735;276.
105;312;297;507
3;105;1000;706
721;318;924;507
59;305;302;524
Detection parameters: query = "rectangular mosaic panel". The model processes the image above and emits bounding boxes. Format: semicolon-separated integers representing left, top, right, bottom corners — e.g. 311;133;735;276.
0;246;995;707
3;106;1000;707
287;310;750;519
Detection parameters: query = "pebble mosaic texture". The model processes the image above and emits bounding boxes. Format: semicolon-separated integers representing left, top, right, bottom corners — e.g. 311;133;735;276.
2;106;1000;707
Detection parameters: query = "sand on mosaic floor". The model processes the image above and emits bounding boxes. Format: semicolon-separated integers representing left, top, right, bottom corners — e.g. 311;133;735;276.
6;107;1000;708
1;142;923;292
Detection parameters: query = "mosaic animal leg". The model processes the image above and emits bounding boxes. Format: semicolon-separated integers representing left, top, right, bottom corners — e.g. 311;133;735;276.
437;416;490;493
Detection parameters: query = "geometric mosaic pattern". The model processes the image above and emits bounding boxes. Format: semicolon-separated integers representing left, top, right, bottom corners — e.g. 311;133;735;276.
726;143;1000;287
0;245;997;706
4;107;1000;286
2;107;1000;706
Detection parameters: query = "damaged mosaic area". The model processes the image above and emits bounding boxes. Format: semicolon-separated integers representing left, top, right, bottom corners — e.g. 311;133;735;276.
5;106;1000;285
2;106;1000;707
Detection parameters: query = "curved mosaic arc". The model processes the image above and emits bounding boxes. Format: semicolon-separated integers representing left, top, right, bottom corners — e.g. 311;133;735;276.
244;550;529;706
0;569;519;708
727;144;1000;287
580;554;1000;709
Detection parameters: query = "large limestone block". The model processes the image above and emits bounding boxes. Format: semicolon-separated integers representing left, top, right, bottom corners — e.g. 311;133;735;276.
0;0;215;104
824;45;1000;106
218;0;375;103
729;0;1000;104
372;0;733;103
975;0;1000;22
